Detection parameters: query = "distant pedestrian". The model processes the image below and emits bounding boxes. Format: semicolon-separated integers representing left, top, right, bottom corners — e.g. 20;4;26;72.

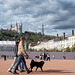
3;55;6;61
43;52;47;60
53;55;55;60
63;56;66;59
47;53;50;61
39;53;43;60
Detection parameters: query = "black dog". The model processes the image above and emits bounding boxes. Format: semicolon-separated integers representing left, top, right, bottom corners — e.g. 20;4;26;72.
29;60;44;72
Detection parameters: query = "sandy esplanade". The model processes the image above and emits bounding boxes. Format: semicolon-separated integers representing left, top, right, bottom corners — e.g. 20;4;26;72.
0;59;75;75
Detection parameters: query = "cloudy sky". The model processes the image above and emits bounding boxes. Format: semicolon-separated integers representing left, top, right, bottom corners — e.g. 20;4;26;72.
0;0;75;37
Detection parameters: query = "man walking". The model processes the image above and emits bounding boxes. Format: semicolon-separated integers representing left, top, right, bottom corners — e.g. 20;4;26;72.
13;37;31;74
8;41;22;72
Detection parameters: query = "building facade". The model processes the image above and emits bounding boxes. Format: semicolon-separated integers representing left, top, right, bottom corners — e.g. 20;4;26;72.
29;39;55;50
10;22;22;34
29;30;75;51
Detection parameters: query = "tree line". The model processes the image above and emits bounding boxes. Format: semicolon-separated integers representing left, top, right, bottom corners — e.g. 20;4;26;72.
0;30;56;44
0;30;75;52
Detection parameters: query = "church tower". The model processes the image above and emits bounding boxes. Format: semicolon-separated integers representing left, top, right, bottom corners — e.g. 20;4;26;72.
42;23;44;35
20;22;22;34
15;22;18;32
9;22;22;34
18;23;22;34
10;23;12;30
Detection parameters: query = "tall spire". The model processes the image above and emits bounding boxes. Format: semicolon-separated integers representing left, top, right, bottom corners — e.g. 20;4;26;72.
20;22;22;26
16;22;17;26
15;22;18;32
10;23;12;27
20;22;22;34
42;23;44;35
10;23;12;30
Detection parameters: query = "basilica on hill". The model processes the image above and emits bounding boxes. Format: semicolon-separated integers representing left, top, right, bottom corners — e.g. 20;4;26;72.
10;22;22;34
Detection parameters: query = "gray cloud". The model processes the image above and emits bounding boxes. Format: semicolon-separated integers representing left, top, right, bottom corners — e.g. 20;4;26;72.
0;0;75;36
54;25;75;29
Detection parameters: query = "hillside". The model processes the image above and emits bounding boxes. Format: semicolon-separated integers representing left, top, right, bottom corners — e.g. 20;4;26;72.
0;30;56;44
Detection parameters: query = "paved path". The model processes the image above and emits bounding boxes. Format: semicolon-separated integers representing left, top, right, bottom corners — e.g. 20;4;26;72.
0;59;75;75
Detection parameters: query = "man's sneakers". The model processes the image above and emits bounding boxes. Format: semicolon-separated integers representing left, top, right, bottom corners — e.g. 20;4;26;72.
12;71;19;74
7;70;12;73
8;69;31;74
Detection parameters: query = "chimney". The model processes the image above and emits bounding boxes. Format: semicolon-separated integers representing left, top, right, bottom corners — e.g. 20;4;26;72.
57;34;58;38
60;37;61;40
72;30;74;36
57;34;59;41
63;33;65;39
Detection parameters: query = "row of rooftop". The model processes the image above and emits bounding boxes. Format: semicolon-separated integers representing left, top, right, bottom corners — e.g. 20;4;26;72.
55;30;74;41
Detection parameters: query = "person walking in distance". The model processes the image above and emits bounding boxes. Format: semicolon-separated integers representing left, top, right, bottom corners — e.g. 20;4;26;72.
13;37;31;74
47;53;50;61
43;52;47;60
53;55;55;60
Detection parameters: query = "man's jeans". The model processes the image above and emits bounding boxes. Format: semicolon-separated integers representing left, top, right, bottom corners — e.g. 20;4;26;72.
13;55;29;73
21;61;24;69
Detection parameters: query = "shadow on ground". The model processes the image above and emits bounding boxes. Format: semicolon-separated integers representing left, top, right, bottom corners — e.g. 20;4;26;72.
31;69;74;74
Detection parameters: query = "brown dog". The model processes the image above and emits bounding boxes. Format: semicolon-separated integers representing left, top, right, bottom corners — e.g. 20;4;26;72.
29;59;44;72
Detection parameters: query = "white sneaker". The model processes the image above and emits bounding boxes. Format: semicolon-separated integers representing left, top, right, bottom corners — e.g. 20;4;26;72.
7;69;12;73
